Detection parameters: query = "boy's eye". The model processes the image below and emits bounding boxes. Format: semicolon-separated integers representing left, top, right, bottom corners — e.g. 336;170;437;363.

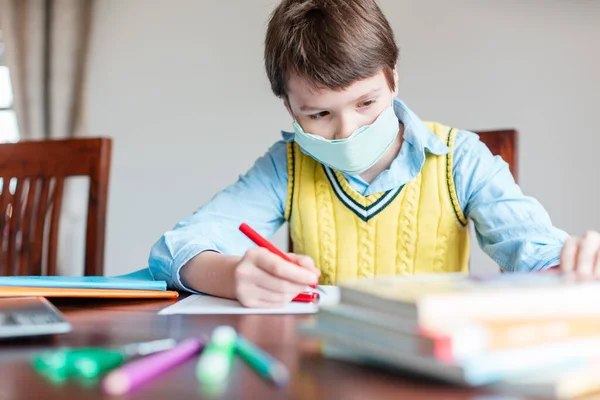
309;111;330;120
358;99;375;108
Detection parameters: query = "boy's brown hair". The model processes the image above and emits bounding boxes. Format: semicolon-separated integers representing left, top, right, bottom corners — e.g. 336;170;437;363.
264;0;399;98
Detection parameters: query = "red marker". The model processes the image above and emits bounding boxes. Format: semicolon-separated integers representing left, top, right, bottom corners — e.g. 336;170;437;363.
239;223;322;292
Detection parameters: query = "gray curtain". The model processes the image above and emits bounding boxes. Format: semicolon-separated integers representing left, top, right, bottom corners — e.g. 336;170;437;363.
0;0;96;275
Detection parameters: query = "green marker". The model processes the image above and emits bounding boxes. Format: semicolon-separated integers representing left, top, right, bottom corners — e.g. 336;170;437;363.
235;335;289;386
32;338;177;381
196;326;237;387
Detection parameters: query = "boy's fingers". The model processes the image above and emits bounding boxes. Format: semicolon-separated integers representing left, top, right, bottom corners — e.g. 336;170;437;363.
286;253;320;276
575;232;600;275
594;249;600;277
245;248;318;285
254;287;288;305
560;237;578;273
248;265;307;295
240;293;286;309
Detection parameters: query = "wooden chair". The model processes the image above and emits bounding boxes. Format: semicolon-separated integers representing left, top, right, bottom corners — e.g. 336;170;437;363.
287;129;518;252
476;129;518;183
0;138;112;276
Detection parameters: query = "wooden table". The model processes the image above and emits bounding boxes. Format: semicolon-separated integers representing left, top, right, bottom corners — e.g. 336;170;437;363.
0;296;526;400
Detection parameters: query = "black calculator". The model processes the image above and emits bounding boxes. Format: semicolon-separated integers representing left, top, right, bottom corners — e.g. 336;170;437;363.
0;297;71;339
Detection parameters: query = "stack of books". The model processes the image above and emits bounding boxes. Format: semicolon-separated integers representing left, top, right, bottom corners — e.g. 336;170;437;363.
300;272;600;399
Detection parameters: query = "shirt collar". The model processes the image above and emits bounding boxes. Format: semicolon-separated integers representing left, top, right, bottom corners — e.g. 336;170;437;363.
393;97;450;156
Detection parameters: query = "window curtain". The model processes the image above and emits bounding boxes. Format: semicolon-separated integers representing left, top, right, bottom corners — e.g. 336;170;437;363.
0;0;97;275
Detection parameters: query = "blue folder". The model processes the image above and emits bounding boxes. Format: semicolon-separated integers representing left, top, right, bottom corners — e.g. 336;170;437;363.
0;268;166;291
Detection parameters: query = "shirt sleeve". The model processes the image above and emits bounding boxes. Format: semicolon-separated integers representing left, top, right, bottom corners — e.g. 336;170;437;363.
147;140;289;291
452;130;569;272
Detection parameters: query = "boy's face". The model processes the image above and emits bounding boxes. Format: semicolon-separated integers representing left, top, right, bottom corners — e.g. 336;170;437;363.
285;68;398;140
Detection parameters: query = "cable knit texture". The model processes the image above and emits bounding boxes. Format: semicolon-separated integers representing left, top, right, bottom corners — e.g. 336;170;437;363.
395;173;421;275
315;178;336;284
285;121;470;284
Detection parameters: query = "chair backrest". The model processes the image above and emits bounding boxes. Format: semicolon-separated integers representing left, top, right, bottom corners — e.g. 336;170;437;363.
286;128;518;252
0;138;112;276
476;129;518;182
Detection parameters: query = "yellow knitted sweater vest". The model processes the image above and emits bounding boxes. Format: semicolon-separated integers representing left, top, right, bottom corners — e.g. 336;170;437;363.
284;122;470;285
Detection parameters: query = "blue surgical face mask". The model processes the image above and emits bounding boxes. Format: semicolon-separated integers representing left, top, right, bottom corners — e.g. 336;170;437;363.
292;104;399;175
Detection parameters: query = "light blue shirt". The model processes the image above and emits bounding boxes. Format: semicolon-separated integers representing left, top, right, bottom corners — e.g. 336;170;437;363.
148;98;569;292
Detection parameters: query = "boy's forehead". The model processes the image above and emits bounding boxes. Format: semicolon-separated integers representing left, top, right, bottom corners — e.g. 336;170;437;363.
286;71;387;109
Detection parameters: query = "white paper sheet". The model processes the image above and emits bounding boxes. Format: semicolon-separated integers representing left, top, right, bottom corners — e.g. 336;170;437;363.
158;286;340;315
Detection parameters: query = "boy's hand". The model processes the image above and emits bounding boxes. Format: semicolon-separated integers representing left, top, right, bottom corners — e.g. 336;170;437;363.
560;231;600;275
234;248;320;308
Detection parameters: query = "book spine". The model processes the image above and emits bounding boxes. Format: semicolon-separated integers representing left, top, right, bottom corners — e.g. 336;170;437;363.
484;319;600;352
422;318;600;362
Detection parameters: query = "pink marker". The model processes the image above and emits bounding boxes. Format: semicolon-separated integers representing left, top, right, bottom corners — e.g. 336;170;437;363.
102;338;204;395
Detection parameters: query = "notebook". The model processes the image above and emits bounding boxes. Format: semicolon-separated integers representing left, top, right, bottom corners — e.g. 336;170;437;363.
0;268;166;291
158;286;340;315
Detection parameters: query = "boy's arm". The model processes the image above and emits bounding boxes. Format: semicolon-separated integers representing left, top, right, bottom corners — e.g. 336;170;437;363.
148;141;289;293
453;131;569;272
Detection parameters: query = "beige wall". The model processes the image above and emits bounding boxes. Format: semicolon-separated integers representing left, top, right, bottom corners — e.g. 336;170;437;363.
86;0;600;276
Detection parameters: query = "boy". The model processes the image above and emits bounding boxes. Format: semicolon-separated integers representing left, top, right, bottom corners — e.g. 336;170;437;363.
149;0;600;307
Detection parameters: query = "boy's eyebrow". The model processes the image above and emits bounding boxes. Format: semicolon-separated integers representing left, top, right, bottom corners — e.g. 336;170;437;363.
299;88;382;112
352;88;382;103
299;104;324;112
